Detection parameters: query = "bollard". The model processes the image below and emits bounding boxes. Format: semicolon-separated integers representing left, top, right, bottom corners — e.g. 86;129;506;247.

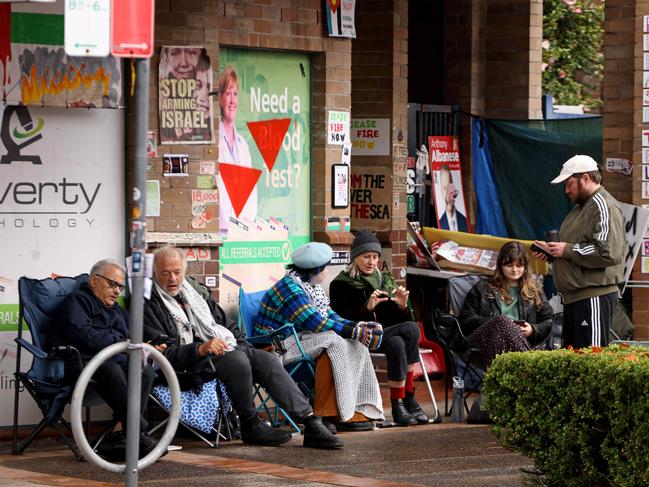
452;376;465;423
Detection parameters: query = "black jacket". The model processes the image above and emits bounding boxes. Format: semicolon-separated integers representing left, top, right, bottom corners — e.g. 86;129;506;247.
329;278;413;327
55;283;129;364
458;279;553;346
143;277;247;376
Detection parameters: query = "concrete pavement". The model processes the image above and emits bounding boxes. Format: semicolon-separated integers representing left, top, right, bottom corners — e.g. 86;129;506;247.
0;388;535;487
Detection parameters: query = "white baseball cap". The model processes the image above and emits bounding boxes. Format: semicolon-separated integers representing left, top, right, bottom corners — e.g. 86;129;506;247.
551;155;599;184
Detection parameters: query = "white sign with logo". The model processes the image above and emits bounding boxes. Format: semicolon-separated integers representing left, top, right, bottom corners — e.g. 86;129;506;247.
0;106;125;426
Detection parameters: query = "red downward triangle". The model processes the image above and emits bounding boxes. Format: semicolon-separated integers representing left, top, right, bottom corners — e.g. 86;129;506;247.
219;163;262;217
247;118;292;172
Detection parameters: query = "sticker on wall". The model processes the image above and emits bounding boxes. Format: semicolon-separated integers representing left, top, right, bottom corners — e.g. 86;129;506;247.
146;180;160;217
642;130;649;147
163;154;189;176
605;158;632;176
644;107;649;124
643;182;649;199
643;165;649;182
196;175;214;189
191;189;218;229
643;239;649;256
638;255;649;278
146;131;158;157
200;160;216;174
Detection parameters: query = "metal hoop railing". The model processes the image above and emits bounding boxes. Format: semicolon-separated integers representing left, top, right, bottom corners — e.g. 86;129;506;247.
70;342;180;474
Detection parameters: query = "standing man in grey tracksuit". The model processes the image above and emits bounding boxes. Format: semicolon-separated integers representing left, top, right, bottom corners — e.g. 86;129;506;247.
533;155;626;348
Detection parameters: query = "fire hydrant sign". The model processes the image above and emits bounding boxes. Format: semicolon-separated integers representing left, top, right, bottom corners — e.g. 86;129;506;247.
351;118;390;156
64;0;111;57
327;111;350;145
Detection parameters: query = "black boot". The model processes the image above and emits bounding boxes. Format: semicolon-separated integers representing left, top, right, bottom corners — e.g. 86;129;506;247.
404;390;429;424
303;416;343;449
391;399;416;426
240;416;293;446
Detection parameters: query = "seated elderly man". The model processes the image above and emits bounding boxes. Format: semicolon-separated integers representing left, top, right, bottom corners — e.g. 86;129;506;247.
143;246;342;449
55;259;158;460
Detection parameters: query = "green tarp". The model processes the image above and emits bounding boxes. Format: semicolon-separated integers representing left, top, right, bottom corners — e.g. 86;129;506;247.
485;117;602;240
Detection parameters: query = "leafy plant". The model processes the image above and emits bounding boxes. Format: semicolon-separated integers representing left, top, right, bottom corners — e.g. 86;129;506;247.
543;0;604;110
484;345;649;487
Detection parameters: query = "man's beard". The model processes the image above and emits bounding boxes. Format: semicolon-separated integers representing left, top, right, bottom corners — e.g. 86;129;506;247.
571;178;588;205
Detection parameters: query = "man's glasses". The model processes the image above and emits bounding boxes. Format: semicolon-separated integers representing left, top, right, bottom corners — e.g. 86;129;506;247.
94;274;126;292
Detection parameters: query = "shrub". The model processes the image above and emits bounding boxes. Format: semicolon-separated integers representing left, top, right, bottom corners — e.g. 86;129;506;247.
483;345;649;487
543;0;604;110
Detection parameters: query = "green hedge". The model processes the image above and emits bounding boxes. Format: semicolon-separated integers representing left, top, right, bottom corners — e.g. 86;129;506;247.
483;346;649;487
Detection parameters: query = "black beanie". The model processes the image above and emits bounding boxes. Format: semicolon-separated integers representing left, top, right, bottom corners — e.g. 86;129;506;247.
350;231;381;260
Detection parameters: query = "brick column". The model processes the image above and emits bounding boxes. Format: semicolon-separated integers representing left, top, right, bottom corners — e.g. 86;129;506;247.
351;0;409;281
484;0;543;119
603;1;648;336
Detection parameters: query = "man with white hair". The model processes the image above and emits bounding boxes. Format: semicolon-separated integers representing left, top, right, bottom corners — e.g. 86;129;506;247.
533;155;626;348
143;246;342;449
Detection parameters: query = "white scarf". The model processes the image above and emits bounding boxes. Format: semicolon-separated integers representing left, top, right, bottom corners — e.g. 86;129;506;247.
154;280;236;350
287;270;330;316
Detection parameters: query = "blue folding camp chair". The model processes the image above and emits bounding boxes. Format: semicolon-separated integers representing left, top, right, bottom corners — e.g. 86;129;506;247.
12;274;115;460
238;288;315;432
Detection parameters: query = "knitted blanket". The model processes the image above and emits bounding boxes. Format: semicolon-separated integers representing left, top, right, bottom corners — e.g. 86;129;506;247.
279;330;384;422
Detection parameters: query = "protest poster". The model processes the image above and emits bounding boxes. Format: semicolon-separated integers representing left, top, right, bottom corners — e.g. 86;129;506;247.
328;111;350;145
350;166;392;231
159;46;214;144
350;118;390;156
429;136;471;233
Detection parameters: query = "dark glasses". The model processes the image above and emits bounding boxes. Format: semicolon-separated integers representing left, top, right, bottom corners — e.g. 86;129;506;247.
94;274;126;292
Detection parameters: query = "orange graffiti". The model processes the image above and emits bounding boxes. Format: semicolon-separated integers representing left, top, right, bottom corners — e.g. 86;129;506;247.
21;63;111;104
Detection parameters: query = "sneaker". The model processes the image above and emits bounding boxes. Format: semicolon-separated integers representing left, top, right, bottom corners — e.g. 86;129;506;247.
240;416;293;447
302;416;343;450
403;394;429;424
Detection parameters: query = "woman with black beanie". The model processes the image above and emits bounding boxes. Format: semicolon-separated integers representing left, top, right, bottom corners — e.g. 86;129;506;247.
330;231;428;426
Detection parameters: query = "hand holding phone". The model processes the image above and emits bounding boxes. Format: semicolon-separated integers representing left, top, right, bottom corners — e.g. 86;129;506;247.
530;241;554;262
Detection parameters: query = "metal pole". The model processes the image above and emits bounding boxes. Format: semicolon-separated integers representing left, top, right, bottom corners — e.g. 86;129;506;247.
125;57;150;486
71;342;181;474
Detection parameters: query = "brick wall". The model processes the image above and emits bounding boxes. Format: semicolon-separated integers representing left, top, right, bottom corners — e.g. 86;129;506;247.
351;0;409;281
603;1;649;336
442;0;542;228
130;0;355;298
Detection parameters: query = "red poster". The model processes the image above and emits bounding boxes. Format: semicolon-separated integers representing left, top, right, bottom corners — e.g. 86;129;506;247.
429;136;471;233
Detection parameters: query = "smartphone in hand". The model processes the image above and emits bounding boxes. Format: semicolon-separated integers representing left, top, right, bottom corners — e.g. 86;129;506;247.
530;242;554;262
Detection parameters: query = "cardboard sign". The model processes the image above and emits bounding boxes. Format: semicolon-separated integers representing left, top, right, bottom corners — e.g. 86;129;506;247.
350;166;392;231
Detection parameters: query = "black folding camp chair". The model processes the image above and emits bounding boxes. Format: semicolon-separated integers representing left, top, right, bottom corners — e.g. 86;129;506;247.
431;274;485;415
12;274;114;460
